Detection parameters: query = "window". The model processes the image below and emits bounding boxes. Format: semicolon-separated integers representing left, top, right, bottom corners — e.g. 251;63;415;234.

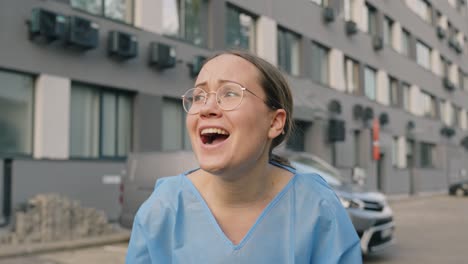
343;0;355;21
0;70;34;155
287;120;311;152
420;142;435;168
383;16;394;46
401;29;411;57
353;130;361;166
389;76;399;107
344;57;360;94
309;0;328;6
162;98;191;151
226;5;256;52
71;0;133;23
421;91;436;118
458;69;464;90
366;3;377;36
440;56;450;78
439;99;446;122
70;83;132;158
364;66;376;100
464;73;468;91
391;136;398;167
453;105;461;127
416;40;431;70
311;41;329;85
402;82;411;111
162;0;209;47
278;27;301;76
413;0;432;24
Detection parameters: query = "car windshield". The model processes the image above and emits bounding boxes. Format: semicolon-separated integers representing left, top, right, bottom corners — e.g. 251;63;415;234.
290;156;346;186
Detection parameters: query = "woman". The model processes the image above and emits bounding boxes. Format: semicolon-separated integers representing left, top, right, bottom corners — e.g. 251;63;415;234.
126;50;362;263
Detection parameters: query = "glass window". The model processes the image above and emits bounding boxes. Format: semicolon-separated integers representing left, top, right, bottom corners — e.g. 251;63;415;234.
0;70;34;155
71;0;133;23
464;73;468;91
70;83;132;158
440;56;450;78
383;16;394;46
311;41;329;85
401;29;411;57
421;91;436;118
287;120;311;152
416;40;431;70
309;0;326;6
389;76;399;107
402;82;411;111
392;136;398;167
278;27;301;76
343;0;355;21
420;142;435;168
162;0;209;47
364;66;376;100
226;5;256;52
414;0;432;24
162;98;191;151
439;99;446;122
366;3;377;36
458;69;464;90
344;57;360;94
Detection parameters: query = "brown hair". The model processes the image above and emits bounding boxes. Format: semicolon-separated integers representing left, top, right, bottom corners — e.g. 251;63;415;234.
203;50;294;166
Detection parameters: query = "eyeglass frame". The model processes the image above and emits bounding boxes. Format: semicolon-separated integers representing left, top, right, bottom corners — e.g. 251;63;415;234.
181;82;278;114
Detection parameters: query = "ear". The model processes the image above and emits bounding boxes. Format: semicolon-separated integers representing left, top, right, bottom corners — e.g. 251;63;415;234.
268;109;287;140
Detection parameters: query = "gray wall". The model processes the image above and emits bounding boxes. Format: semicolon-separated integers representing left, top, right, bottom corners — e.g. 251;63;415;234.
11;159;124;221
0;0;467;201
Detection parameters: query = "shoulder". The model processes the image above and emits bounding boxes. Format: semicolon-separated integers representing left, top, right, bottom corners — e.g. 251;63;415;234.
293;172;343;216
133;174;187;227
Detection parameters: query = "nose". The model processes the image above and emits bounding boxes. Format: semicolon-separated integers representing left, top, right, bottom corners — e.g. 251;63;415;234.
199;91;221;117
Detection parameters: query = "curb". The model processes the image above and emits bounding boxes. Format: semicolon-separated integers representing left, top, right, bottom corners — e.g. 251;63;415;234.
387;190;447;202
0;230;130;259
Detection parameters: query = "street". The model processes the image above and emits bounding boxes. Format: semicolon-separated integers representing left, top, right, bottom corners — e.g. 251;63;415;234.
1;194;467;264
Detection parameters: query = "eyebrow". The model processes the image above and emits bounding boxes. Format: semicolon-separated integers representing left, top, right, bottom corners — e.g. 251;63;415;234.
194;79;245;88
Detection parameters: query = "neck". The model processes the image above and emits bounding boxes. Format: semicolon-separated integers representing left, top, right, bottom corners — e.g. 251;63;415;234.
202;154;276;208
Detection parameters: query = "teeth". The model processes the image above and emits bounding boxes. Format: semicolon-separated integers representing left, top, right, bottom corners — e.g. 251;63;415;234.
201;128;229;135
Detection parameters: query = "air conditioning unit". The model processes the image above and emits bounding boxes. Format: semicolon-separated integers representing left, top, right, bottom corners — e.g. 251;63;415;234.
372;35;383;51
67;16;99;50
322;7;335;23
440;126;455;138
29;8;66;42
379;113;389;126
108;31;138;59
345;21;358;36
190;55;207;78
363;107;374;121
436;26;446;39
448;37;458;49
149;42;176;70
454;41;463;54
443;77;455;92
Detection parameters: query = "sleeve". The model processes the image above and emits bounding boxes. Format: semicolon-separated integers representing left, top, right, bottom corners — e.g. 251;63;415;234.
125;216;152;264
309;197;363;264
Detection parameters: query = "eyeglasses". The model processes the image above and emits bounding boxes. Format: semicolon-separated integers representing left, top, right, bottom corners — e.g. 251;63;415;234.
181;82;271;114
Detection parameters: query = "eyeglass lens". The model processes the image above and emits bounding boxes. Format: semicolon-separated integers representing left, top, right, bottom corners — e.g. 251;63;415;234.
182;84;244;114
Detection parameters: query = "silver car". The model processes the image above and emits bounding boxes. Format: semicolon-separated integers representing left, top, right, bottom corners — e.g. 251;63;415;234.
119;150;395;255
279;150;395;255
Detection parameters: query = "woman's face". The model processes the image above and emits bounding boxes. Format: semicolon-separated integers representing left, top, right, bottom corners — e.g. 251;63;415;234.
186;54;285;176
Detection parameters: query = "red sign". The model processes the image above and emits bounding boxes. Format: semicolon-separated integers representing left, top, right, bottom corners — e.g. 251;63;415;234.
372;119;380;161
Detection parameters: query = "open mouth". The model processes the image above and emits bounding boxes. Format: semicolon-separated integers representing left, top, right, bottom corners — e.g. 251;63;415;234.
200;128;230;145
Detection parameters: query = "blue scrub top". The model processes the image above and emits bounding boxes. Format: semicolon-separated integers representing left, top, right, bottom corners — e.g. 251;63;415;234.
126;165;362;263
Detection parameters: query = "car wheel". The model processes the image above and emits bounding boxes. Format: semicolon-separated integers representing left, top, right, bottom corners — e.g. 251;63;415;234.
455;188;465;197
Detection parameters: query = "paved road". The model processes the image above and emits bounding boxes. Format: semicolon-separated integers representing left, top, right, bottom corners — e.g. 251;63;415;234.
1;194;467;264
364;195;468;264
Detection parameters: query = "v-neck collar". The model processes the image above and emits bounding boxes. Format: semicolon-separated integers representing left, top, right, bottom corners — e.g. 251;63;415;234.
182;162;297;250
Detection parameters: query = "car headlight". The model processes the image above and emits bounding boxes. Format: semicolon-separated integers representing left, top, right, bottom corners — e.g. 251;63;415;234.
339;197;364;209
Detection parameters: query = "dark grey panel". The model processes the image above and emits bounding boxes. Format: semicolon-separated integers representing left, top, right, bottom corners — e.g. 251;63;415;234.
11;159;124;221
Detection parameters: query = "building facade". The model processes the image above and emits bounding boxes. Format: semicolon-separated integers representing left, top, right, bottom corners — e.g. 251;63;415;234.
1;0;468;220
